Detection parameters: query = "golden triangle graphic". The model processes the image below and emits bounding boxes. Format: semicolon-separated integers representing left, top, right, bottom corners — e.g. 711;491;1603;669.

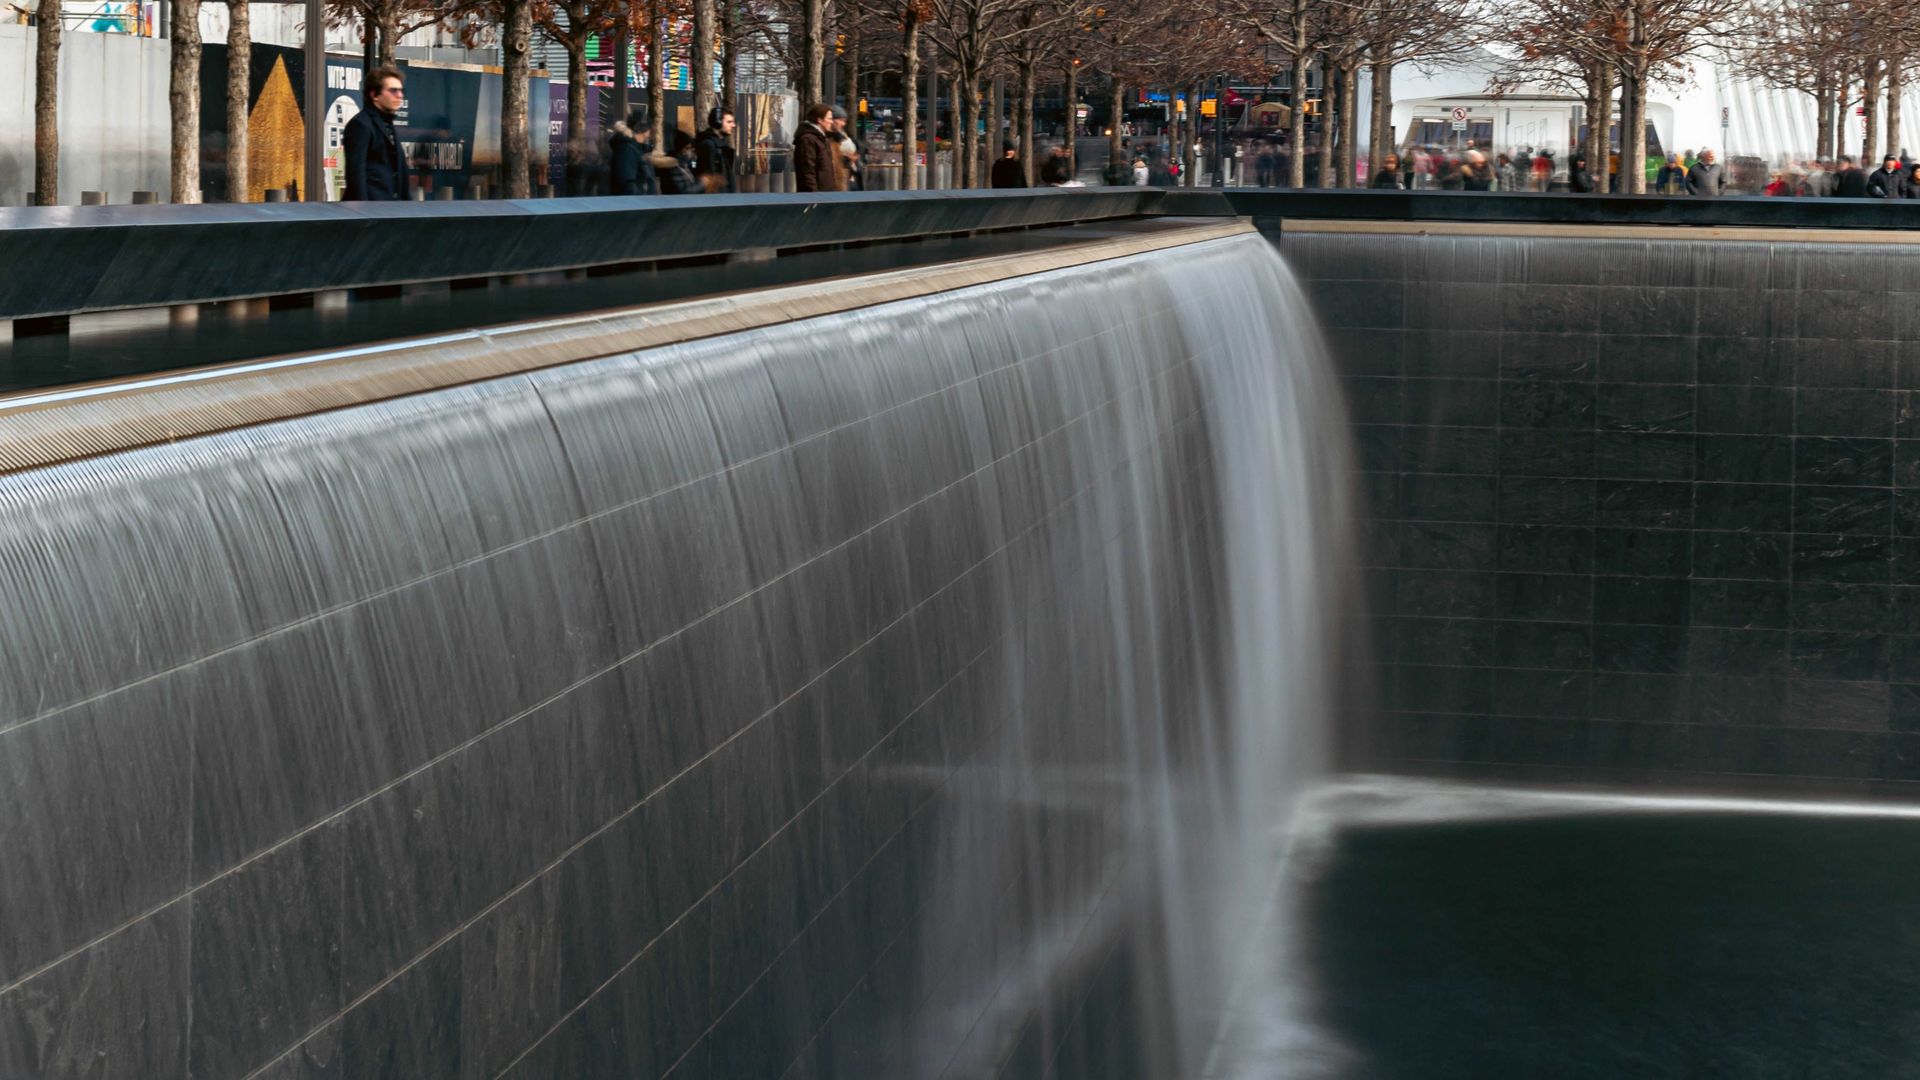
247;56;306;202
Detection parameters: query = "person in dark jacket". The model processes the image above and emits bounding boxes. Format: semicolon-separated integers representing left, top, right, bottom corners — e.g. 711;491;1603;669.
1370;152;1405;188
794;103;842;193
990;142;1026;188
1685;149;1726;196
693;107;737;193
1458;149;1494;191
343;66;410;201
1906;162;1920;197
1868;154;1906;198
608;110;653;195
1834;155;1870;197
1568;154;1595;193
651;130;701;194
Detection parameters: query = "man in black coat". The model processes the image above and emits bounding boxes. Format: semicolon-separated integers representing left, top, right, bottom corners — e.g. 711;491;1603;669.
1834;155;1870;197
694;107;738;193
343;66;410;201
990;142;1026;187
1868;154;1907;198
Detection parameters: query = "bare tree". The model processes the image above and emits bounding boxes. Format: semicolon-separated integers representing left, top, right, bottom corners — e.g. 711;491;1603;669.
33;0;58;205
328;0;477;68
693;0;718;121
1356;0;1481;182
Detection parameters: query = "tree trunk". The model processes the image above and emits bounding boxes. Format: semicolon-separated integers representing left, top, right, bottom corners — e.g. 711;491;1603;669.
693;0;716;125
226;0;250;201
1338;63;1357;186
1816;73;1835;161
1288;56;1308;187
169;0;202;203
362;25;374;83
801;0;824;104
612;21;631;125
1109;78;1124;173
927;54;939;187
902;13;919;189
1589;62;1612;189
1018;58;1035;185
1623;71;1648;194
33;0;59;205
1317;58;1336;188
501;0;532;196
1367;59;1390;183
647;0;665;149
1864;57;1884;163
843;29;859;137
952;69;967;187
722;2;737;108
988;73;1002;182
1889;59;1905;161
566;36;588;194
375;12;396;68
1063;60;1077;177
963;70;982;187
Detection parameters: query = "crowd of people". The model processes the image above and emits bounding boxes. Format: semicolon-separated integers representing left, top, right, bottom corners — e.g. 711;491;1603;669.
344;71;1920;203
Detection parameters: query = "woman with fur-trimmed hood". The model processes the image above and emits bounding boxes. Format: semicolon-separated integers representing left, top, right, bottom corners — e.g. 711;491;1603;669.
609;110;654;195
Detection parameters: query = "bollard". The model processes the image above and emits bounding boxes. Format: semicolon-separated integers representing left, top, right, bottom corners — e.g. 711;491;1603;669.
265;189;288;202
81;191;107;205
131;191;158;204
434;187;455;200
411;187;426;201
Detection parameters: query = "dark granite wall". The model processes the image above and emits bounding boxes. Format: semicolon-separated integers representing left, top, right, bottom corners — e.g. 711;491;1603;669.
1289;227;1920;791
0;244;1250;1078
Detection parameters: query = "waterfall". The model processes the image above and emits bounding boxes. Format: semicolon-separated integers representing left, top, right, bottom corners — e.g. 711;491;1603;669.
0;228;1358;1080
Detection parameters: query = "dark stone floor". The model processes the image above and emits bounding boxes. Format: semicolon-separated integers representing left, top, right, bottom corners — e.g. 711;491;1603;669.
1294;808;1920;1079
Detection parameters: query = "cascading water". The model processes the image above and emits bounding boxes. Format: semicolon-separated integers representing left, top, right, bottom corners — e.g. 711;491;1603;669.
0;226;1357;1080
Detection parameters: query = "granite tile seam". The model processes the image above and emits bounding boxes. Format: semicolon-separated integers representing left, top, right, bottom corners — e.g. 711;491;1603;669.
0;293;1194;741
0;326;1205;1005
0;220;1254;475
228;370;1209;1080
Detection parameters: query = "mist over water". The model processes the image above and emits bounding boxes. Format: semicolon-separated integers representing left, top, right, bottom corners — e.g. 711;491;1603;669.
0;231;1358;1079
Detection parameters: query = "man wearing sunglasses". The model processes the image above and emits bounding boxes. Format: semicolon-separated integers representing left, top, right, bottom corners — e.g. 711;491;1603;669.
343;67;410;201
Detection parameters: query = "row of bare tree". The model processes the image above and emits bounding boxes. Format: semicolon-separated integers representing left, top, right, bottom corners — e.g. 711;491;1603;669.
28;0;1903;204
1729;0;1920;167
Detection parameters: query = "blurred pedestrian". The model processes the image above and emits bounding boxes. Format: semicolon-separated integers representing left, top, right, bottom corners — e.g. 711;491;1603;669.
607;109;653;195
343;66;409;201
1764;170;1790;196
1654;154;1685;194
990;141;1026;188
1569;153;1595;193
1459;150;1494;191
1834;155;1869;197
1869;154;1906;198
1495;152;1518;191
1686;149;1726;196
650;130;701;194
1371;153;1404;189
